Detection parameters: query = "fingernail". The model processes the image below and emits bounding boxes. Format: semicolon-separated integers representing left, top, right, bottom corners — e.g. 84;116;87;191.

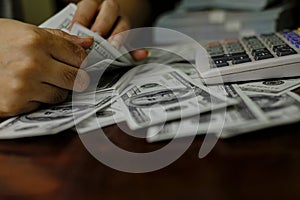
109;34;123;49
75;71;90;92
78;36;94;47
78;36;94;40
146;49;151;57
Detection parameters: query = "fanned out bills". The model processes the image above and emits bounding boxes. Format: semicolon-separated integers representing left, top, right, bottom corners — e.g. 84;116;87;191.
147;84;300;142
0;91;117;139
118;66;237;130
0;3;299;141
221;91;300;138
71;23;133;65
147;84;267;142
238;78;300;96
75;101;125;134
39;3;76;30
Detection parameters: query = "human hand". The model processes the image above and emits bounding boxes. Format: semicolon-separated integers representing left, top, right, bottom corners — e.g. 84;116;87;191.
71;0;148;61
0;19;94;117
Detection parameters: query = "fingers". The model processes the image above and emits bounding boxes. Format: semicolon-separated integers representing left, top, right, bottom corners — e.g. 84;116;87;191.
32;84;69;104
91;0;121;36
42;59;90;92
71;0;103;28
109;17;130;37
45;28;94;49
130;49;149;61
107;17;130;49
0;101;40;118
45;30;89;68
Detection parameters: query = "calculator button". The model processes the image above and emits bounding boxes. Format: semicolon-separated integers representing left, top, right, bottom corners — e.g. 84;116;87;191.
275;46;297;56
273;45;289;52
290;38;300;44
284;32;300;41
212;59;229;67
232;56;251;65
230;52;247;57
223;39;239;44
228;49;246;56
207;47;224;53
248;44;266;51
205;42;222;48
209;52;225;57
211;54;228;60
252;49;274;60
254;54;274;60
269;41;286;48
251;48;269;56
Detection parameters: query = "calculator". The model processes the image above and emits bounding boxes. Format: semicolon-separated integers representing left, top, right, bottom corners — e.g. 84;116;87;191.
198;29;300;84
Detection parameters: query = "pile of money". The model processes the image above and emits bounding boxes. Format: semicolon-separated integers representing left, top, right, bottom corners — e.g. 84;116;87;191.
0;4;299;142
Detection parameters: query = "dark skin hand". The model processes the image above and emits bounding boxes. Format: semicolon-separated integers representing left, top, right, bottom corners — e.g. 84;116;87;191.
0;19;94;117
71;0;149;61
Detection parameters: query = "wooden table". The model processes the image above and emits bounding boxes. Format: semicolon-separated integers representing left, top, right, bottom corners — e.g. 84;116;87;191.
0;90;300;200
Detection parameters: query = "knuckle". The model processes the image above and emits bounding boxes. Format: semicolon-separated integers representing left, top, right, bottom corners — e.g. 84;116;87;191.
23;28;44;47
63;69;78;86
17;57;41;77
107;0;120;12
65;42;86;66
123;17;131;29
49;29;65;38
74;46;87;64
0;100;23;117
119;22;130;32
10;79;27;94
22;56;38;69
77;14;90;25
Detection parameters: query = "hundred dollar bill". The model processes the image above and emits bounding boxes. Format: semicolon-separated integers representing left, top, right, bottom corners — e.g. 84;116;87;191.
79;58;136;94
74;64;177;133
71;23;133;65
40;4;133;66
75;101;125;133
170;63;202;81
39;3;76;31
238;78;300;96
147;84;267;142
0;91;117;139
221;92;300;138
119;67;237;130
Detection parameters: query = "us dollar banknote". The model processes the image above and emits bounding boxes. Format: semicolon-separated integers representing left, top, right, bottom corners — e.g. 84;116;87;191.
147;84;267;142
39;3;76;30
0;92;117;139
40;3;133;66
75;101;125;134
119;65;237;130
70;23;133;65
222;92;300;138
238;78;300;96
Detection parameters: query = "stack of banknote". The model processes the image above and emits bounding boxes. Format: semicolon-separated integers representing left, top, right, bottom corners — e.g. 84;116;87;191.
0;4;299;142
